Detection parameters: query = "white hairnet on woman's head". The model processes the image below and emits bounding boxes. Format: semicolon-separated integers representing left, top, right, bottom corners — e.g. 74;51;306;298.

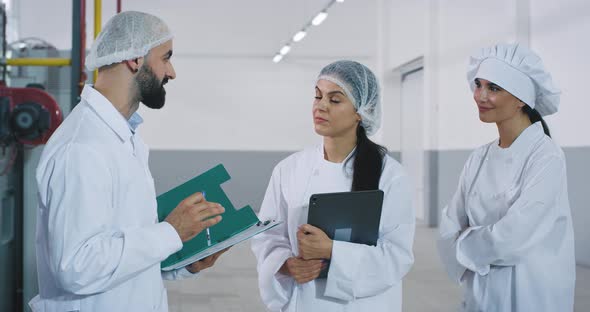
85;11;173;71
317;60;382;136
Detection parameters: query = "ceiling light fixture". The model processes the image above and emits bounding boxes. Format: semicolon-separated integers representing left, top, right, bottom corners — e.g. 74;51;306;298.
280;45;291;55
273;54;283;63
311;11;328;26
292;30;307;42
272;0;344;63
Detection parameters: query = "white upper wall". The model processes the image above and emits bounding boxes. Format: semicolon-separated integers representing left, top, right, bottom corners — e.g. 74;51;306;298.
435;0;518;150
380;0;518;151
137;57;342;151
16;0;379;151
377;0;428;152
387;0;428;68
383;0;590;150
14;0;590;151
530;0;590;147
17;0;116;50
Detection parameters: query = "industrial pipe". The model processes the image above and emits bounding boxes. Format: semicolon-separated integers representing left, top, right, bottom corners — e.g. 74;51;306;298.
71;0;84;109
93;0;101;82
5;58;71;67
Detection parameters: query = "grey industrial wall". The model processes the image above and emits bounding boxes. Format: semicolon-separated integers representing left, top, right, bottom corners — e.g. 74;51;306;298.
150;148;590;267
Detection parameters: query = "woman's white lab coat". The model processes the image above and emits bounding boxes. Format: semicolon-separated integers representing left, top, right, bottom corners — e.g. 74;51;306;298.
251;145;415;312
438;122;576;311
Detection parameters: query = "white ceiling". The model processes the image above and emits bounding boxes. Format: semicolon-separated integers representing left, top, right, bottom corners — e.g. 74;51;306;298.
17;0;379;59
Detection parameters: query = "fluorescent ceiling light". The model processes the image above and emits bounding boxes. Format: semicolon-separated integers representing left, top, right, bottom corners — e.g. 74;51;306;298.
293;30;307;42
312;11;328;26
273;54;283;63
272;1;342;63
279;45;291;55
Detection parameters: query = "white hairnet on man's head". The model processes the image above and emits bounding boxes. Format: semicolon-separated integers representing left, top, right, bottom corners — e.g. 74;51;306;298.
85;11;173;71
317;60;382;136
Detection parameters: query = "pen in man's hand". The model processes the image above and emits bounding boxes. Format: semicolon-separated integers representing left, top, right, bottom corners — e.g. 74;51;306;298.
202;191;212;246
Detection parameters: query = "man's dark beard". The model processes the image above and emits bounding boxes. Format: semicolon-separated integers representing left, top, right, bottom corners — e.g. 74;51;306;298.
136;64;168;109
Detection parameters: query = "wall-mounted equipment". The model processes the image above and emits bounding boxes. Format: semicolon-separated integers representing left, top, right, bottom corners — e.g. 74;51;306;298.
0;83;62;148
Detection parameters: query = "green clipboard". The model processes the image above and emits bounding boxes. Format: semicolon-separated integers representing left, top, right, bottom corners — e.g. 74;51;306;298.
157;164;281;271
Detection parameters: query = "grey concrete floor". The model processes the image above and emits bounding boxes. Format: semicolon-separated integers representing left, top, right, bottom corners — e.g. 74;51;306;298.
165;226;590;312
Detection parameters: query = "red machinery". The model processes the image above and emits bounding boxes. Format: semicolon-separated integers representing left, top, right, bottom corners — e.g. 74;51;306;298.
0;83;62;147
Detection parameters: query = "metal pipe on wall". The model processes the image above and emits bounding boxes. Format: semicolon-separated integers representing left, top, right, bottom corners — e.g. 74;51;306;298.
93;0;101;83
1;4;6;82
70;0;83;110
14;145;24;312
94;0;102;39
5;58;71;67
80;0;87;99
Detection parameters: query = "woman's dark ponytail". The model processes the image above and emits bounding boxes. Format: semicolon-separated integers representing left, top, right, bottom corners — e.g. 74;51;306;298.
351;125;388;191
523;105;551;137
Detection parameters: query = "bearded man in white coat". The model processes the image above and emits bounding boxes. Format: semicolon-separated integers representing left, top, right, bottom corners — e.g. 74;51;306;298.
30;11;227;312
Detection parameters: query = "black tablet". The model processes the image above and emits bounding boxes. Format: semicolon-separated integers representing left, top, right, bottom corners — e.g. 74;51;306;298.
306;190;384;277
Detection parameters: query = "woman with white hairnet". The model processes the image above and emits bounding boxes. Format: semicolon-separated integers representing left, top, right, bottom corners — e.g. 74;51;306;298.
437;43;576;311
251;60;415;311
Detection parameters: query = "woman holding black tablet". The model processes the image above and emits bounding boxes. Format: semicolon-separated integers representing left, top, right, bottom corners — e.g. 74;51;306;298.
251;60;415;312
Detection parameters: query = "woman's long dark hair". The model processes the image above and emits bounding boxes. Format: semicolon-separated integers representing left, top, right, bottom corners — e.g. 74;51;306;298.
523;105;551;137
350;125;388;191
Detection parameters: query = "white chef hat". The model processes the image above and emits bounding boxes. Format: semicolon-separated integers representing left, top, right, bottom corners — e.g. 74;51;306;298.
466;43;561;116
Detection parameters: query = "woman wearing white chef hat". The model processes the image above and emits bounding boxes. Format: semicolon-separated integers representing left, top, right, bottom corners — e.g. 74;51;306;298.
437;43;575;311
